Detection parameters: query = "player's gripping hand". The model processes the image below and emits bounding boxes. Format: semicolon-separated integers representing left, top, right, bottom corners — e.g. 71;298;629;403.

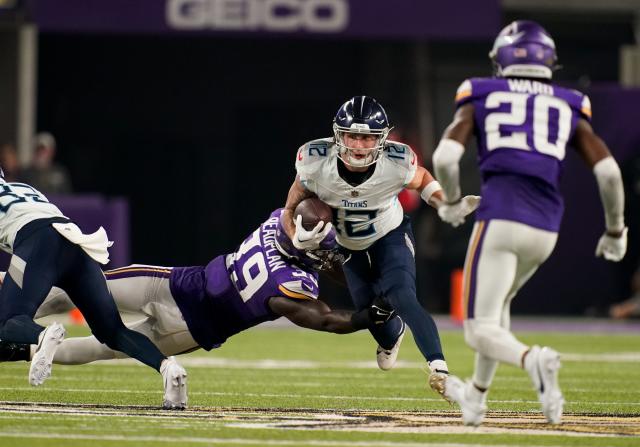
437;195;481;228
595;227;628;262
293;215;334;250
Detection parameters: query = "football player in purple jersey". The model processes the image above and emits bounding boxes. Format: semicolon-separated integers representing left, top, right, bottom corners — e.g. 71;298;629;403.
432;20;627;426
0;208;396;407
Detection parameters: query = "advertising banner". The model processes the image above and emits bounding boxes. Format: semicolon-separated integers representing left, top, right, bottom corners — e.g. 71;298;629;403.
32;0;500;40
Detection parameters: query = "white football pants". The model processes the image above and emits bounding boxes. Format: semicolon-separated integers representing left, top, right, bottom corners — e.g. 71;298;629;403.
462;220;557;389
33;265;198;364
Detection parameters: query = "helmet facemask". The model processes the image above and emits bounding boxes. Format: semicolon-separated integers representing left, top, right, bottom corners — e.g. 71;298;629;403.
333;123;390;168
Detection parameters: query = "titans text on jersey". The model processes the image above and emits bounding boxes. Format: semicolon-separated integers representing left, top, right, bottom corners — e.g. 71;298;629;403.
295;138;417;250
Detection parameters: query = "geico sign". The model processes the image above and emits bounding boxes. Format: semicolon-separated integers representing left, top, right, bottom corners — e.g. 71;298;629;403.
167;0;349;32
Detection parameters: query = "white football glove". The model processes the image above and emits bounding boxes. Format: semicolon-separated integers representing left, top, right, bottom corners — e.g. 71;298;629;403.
292;215;333;251
595;227;628;262
437;195;481;228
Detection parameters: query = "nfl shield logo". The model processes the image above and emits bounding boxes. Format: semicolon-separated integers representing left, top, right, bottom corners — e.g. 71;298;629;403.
351;190;359;198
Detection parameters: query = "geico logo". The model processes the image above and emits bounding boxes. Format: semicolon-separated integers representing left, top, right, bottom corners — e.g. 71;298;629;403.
166;0;349;32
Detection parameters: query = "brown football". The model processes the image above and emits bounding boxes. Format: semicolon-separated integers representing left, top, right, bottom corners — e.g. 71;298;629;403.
294;198;333;231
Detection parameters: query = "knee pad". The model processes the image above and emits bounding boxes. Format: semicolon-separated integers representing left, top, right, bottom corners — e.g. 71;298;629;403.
464;319;500;353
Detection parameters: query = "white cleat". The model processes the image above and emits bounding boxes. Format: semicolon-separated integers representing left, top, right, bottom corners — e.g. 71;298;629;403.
376;321;405;371
444;375;487;426
161;356;188;410
29;322;65;386
526;345;564;424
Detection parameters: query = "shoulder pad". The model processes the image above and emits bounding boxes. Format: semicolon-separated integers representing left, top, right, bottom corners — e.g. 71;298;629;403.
579;94;592;121
295;138;332;177
455;79;473;104
556;86;592;123
383;141;418;185
454;78;498;107
278;279;318;300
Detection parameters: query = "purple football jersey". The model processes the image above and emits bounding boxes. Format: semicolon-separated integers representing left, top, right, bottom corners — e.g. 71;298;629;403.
456;77;591;231
170;209;320;350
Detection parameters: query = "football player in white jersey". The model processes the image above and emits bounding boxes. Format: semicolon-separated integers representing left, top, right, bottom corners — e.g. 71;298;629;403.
433;21;627;426
0;175;187;408
280;96;480;399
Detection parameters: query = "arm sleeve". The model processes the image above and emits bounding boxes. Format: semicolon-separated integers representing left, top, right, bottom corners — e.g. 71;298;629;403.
593;156;625;232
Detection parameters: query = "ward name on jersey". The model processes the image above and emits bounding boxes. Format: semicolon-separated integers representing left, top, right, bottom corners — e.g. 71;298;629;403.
170;209;320;350
296;137;417;250
455;77;592;232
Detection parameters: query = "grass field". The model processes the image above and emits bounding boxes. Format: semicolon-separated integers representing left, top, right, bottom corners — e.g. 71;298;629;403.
0;321;638;446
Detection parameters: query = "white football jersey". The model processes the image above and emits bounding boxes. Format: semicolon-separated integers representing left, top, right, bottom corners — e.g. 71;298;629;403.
0;180;66;253
296;137;418;250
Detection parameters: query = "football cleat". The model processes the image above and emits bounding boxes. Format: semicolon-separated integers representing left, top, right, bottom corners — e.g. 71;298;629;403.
444;375;488;426
29;322;65;386
376;321;405;371
525;345;564;424
161;356;188;410
429;371;450;401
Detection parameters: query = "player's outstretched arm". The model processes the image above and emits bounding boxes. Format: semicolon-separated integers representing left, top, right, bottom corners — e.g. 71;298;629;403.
282;175;317;239
433;103;475;203
431;104;481;227
268;296;394;334
572;119;627;261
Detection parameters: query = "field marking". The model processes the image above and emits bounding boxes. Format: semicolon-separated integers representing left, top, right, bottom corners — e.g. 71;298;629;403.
0;402;638;438
6;352;630;372
1;387;639;407
0;432;580;447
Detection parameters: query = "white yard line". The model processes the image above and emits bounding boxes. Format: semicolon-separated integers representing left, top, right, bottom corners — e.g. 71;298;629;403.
1;388;639;407
0;432;577;447
48;352;638;370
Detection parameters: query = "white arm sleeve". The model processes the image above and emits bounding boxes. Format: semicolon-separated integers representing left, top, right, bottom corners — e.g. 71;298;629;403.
593;156;625;232
432;138;465;202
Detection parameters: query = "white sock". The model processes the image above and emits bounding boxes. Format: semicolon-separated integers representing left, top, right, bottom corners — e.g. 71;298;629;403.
472;352;498;390
429;359;448;373
52;336;119;365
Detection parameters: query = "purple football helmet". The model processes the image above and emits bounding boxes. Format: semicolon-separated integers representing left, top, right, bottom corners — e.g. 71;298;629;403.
275;218;342;271
489;20;558;79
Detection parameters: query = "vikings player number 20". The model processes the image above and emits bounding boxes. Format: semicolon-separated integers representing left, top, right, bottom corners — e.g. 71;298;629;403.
485;92;572;160
233;229;268;302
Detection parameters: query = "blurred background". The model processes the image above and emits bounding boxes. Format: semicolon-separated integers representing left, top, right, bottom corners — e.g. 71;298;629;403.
0;0;639;317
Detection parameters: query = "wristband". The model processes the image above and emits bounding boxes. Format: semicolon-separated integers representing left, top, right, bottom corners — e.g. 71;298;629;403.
420;181;442;203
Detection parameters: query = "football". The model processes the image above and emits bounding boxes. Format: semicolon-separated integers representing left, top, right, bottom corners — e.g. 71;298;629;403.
294;198;333;231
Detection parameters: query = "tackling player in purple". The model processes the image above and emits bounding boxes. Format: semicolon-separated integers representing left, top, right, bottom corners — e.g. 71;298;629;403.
0;208;395;405
433;20;627;426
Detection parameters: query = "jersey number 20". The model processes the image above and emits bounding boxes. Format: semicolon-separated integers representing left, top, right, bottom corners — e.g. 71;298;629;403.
484;92;572;160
